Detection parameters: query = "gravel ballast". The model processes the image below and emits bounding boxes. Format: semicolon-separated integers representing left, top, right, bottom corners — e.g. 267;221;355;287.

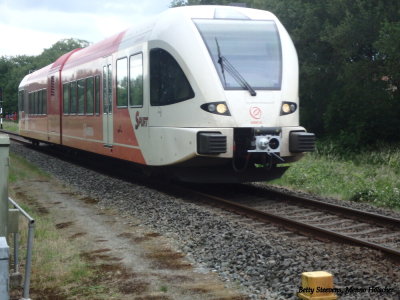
11;143;400;299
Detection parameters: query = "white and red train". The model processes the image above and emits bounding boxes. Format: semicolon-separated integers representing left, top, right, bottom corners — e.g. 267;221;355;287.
18;5;315;182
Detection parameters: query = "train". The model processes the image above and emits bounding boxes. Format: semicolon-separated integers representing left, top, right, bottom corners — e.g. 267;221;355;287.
18;5;315;183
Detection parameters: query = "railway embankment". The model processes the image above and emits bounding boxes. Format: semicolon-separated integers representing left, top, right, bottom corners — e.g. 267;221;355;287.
9;141;400;299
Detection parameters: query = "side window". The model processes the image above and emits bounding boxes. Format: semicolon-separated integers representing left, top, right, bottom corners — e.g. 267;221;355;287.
71;81;77;114
63;83;70;114
31;92;34;115
38;90;43;115
43;89;47;115
116;58;128;107
95;75;100;114
34;92;39;115
18;90;24;112
129;53;143;107
103;65;112;113
150;48;194;106
86;77;94;115
77;79;85;114
28;93;32;115
108;65;112;113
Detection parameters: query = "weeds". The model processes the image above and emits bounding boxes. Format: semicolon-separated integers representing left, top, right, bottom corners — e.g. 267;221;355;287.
272;141;400;209
2;120;19;133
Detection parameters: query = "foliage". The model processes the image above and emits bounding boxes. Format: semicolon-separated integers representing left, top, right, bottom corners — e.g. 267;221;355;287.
0;38;89;114
271;142;400;209
171;0;400;149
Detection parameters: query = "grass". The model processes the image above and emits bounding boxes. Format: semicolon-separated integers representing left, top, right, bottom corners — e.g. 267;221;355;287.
271;142;400;209
17;206;94;298
8;153;124;299
9;152;49;183
1;120;19;133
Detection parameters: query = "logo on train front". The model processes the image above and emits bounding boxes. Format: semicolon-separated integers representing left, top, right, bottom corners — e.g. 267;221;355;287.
249;106;262;119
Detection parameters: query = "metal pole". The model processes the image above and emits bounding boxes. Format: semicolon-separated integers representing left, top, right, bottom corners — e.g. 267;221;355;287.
13;233;19;273
22;222;34;300
0;134;10;237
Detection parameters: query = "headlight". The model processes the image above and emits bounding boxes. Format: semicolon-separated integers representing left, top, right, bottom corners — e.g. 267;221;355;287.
280;101;297;115
201;102;231;116
216;103;228;114
282;103;291;114
207;104;216;112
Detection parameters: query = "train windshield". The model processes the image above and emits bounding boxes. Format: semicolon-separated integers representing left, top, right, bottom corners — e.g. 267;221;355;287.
194;19;282;91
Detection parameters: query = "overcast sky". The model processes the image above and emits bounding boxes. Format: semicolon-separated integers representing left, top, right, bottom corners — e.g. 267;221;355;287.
0;0;172;57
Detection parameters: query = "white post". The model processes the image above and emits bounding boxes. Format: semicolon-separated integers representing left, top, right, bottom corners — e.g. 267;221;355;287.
0;237;9;300
0;134;10;237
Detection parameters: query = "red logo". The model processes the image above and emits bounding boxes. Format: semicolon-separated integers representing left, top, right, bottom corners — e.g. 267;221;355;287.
249;106;262;119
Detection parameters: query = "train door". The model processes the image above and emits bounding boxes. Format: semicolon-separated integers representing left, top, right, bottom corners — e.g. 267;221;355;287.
102;57;113;146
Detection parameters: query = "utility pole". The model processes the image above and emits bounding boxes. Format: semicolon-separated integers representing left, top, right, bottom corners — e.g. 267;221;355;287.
0;87;3;129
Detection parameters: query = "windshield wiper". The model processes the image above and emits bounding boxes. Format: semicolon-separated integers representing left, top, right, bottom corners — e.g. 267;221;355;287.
215;38;256;97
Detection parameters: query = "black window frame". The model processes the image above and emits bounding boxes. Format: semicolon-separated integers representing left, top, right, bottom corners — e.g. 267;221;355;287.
86;77;94;115
34;91;39;115
63;83;70;115
116;57;129;108
77;79;85;115
150;48;195;106
42;89;47;115
70;81;77;114
129;52;144;107
95;75;100;115
18;90;25;112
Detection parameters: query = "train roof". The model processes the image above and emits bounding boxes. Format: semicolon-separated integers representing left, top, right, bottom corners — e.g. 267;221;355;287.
20;5;277;86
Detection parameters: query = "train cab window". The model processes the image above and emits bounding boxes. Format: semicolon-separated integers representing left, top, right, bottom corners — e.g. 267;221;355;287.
86;77;94;115
194;19;282;90
71;81;77;114
63;83;70;114
95;75;100;114
117;58;128;107
150;48;194;106
77;79;85;114
129;53;143;107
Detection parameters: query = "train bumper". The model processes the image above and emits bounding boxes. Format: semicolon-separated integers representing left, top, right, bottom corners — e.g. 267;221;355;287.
289;131;316;153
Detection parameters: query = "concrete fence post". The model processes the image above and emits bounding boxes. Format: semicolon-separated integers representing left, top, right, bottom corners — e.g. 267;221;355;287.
0;134;10;300
0;237;9;300
0;134;10;237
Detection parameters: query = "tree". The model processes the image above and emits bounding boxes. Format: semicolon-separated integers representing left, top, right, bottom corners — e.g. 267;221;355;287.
0;38;89;116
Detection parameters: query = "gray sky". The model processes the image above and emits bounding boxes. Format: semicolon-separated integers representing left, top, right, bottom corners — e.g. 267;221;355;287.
0;0;172;56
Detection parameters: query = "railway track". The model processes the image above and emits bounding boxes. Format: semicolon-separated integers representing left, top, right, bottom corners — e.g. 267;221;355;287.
181;184;400;262
3;129;400;262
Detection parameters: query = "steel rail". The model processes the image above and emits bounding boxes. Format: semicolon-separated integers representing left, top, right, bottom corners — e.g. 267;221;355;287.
261;188;400;228
187;188;400;262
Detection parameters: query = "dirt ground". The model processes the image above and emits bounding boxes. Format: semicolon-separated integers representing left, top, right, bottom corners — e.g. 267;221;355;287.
10;175;247;300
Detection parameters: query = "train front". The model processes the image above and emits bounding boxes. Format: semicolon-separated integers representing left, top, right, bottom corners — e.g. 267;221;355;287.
150;6;315;182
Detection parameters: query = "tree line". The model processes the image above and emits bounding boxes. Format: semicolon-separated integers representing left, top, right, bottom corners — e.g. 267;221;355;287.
2;1;400;150
0;38;88;116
